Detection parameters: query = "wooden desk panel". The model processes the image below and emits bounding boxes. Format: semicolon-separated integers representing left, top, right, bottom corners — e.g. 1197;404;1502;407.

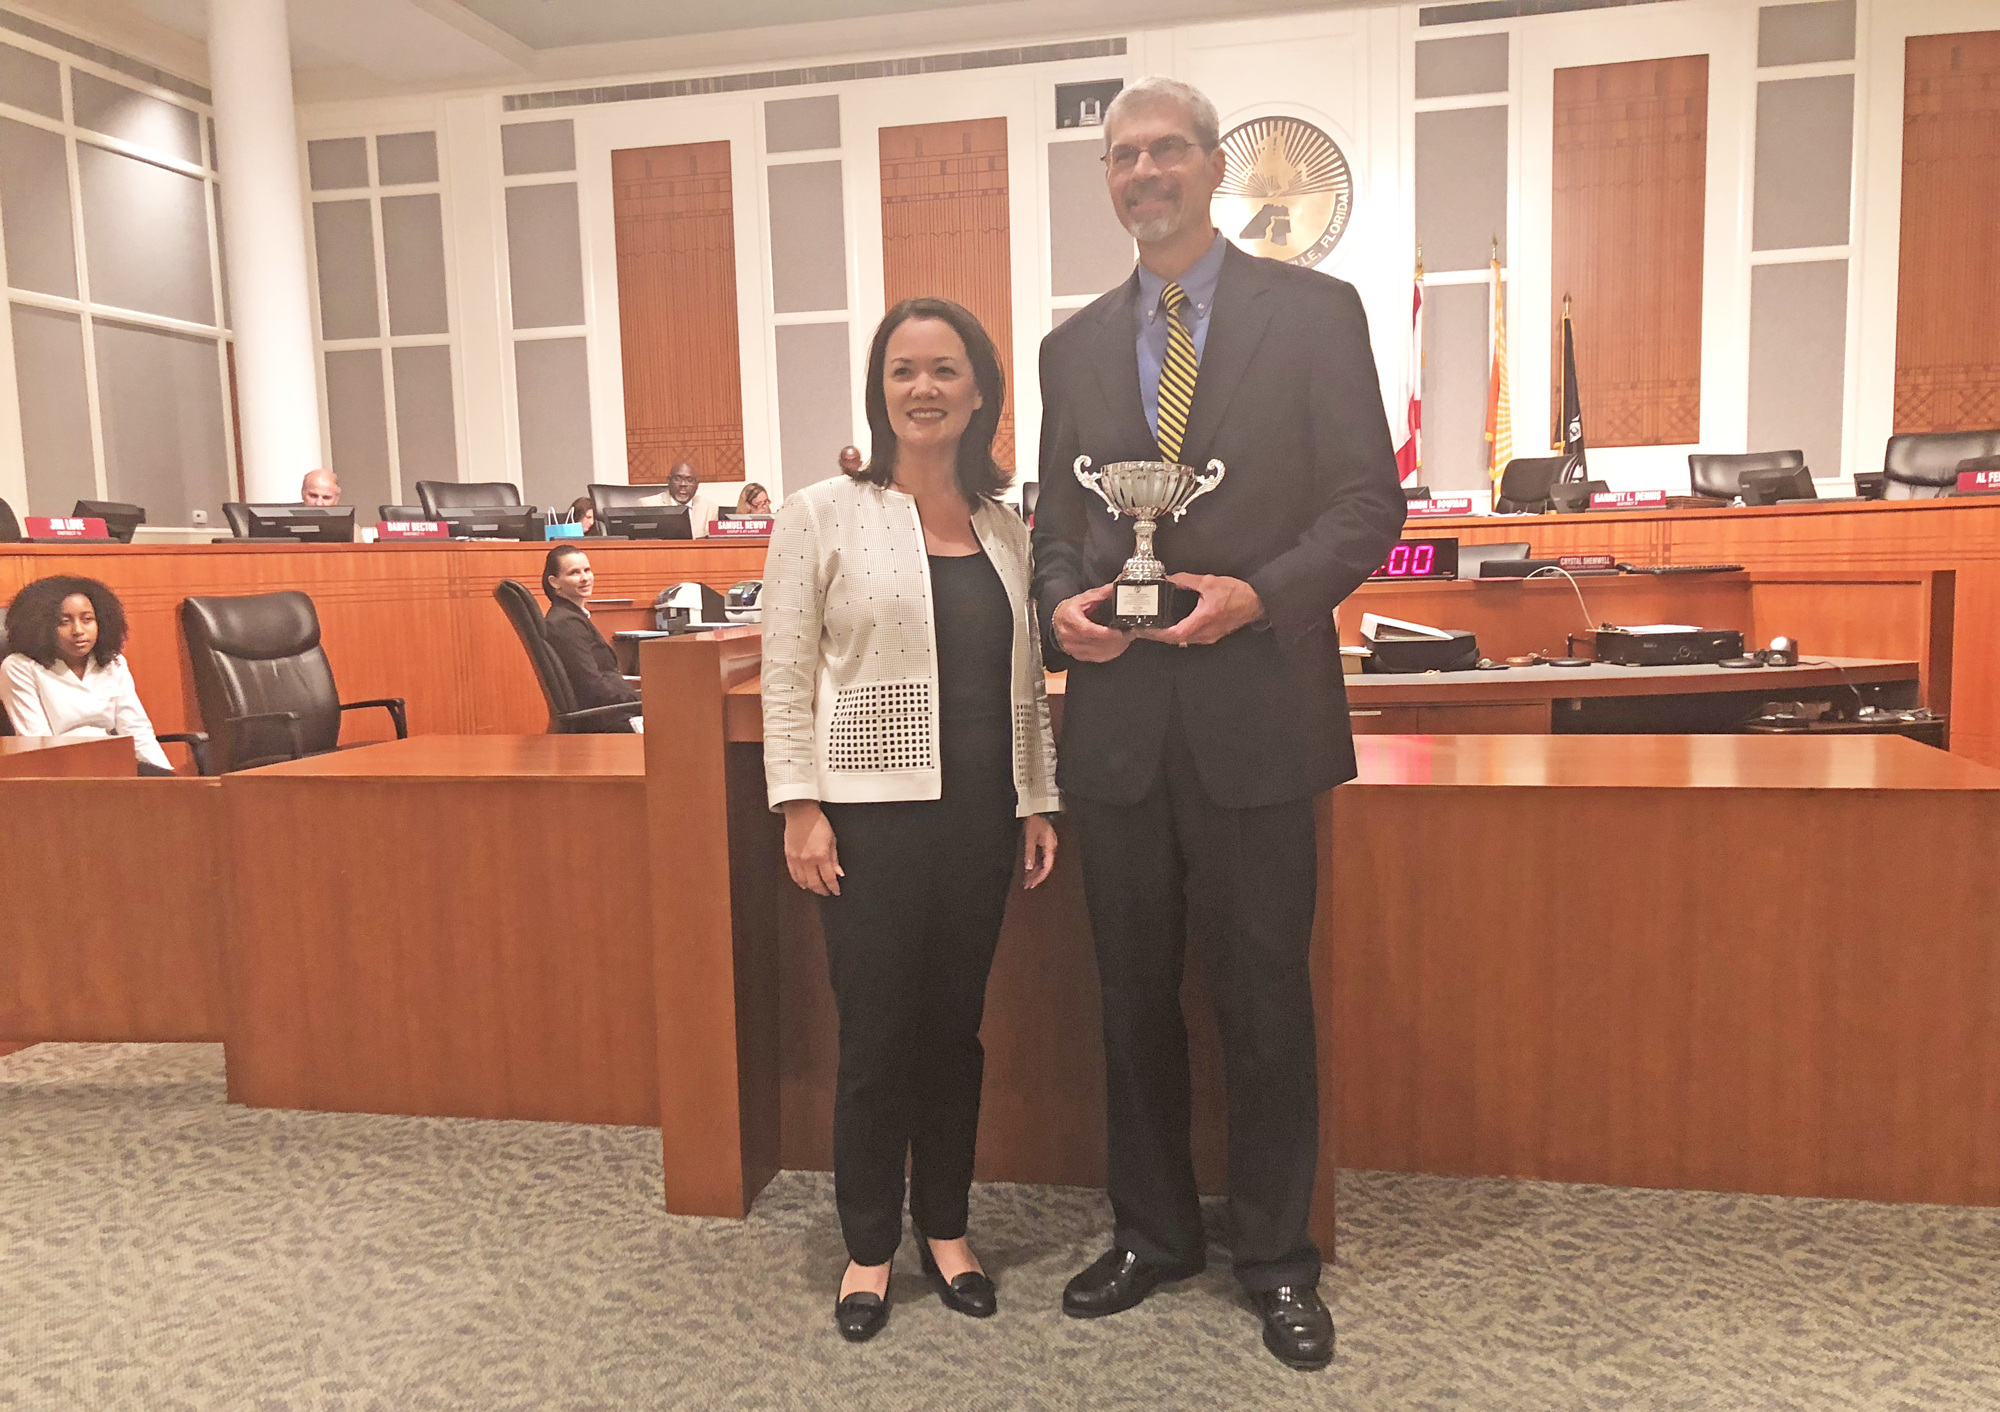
1436;498;1999;763
0;777;225;1042
221;736;657;1125
0;735;135;778
1328;735;2000;1205
0;540;766;743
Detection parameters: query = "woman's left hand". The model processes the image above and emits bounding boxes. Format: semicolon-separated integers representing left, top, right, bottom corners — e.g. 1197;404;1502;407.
1021;815;1059;889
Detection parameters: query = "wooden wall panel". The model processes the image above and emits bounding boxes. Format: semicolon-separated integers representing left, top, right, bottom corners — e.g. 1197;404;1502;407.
1551;56;1708;447
879;118;1016;468
1894;31;2000;434
612;142;746;483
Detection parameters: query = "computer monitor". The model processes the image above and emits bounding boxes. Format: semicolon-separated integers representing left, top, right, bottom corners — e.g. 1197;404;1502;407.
72;500;144;543
1737;466;1815;506
241;505;356;542
599;504;692;540
434;506;547;540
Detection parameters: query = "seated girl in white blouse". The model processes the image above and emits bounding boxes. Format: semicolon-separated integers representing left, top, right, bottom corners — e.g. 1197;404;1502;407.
3;575;173;774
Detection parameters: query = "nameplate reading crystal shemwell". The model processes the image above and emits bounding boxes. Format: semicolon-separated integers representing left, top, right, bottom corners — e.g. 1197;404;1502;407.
1073;456;1227;631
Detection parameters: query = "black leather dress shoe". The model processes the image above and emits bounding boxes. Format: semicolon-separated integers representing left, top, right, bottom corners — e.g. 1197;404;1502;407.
833;1290;889;1343
917;1239;997;1318
1251;1285;1334;1370
1061;1248;1203;1318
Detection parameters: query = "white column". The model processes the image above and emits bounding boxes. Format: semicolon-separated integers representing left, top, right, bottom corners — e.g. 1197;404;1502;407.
207;0;321;502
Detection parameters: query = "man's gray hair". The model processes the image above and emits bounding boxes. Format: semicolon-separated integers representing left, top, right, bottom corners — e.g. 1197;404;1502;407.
1104;76;1221;153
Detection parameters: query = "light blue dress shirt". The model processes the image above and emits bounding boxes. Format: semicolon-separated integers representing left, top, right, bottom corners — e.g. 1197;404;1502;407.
1134;229;1228;444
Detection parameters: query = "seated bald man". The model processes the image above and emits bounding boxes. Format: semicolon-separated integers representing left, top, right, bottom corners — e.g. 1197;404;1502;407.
301;470;341;506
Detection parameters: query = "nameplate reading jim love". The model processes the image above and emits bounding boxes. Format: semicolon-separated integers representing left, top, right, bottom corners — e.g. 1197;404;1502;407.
708;516;774;537
375;520;449;539
1589;490;1669;510
25;516;109;540
1957;469;2000;495
1405;497;1474;517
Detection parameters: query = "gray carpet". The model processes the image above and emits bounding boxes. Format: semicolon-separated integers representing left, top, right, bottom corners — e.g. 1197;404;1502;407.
2;1044;1996;1411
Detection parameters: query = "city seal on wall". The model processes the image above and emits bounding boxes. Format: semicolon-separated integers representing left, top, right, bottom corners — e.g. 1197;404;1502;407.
1214;115;1354;268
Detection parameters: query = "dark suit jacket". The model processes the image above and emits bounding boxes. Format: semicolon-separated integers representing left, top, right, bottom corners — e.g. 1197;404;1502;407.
1031;242;1407;808
542;597;640;717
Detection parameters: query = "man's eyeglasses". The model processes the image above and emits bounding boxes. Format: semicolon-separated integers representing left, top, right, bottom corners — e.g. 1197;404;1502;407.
1102;135;1199;174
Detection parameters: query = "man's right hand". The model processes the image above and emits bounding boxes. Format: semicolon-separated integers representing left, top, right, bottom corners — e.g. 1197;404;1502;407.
1053;584;1134;663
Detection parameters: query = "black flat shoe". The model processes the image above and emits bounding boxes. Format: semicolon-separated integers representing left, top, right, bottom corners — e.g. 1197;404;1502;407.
834;1290;889;1343
1251;1285;1334;1370
1061;1247;1204;1319
917;1238;997;1318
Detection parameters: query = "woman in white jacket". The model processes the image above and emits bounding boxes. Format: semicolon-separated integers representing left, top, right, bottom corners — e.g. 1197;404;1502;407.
762;298;1060;1343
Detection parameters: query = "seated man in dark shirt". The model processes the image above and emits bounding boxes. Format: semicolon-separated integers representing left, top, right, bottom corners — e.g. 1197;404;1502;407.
541;544;642;732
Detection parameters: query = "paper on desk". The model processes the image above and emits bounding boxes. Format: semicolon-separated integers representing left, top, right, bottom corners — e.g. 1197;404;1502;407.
1608;624;1706;634
1361;612;1454;642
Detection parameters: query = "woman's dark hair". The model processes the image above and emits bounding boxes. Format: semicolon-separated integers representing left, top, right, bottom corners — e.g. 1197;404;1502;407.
4;575;128;667
854;297;1010;502
542;544;587;604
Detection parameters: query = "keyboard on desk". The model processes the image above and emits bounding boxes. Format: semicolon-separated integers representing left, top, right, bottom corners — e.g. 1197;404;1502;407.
1617;562;1746;575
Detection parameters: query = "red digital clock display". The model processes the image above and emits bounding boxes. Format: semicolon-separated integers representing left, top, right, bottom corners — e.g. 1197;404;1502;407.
1369;536;1459;581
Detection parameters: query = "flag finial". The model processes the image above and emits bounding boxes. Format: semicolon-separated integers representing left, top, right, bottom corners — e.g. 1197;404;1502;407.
1414;242;1424;280
1491;234;1500;260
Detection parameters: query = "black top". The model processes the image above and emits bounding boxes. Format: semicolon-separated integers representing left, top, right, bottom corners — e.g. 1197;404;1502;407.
928;550;1013;788
543;597;640;715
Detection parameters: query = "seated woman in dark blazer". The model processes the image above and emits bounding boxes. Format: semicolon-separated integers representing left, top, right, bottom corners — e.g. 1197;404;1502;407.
541;545;641;733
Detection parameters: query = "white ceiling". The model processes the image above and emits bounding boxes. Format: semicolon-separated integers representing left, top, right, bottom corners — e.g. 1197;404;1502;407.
456;0;1003;50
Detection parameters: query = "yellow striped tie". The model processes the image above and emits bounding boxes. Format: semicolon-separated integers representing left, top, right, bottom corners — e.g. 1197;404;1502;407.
1155;281;1198;463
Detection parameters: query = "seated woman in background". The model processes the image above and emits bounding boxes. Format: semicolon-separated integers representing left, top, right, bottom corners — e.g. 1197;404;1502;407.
568;495;602;535
735;483;772;516
540;544;642;733
2;575;174;774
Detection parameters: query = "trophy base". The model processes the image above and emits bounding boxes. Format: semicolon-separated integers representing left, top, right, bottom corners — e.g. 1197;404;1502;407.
1110;578;1172;632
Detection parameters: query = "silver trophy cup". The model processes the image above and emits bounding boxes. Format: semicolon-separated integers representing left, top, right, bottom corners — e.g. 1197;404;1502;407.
1072;455;1226;630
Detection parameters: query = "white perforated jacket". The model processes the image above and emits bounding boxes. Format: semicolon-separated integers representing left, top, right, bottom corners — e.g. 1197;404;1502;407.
761;475;1060;817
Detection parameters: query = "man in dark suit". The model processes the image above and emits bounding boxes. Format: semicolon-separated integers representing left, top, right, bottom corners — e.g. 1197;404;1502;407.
1031;76;1405;1370
541;545;642;731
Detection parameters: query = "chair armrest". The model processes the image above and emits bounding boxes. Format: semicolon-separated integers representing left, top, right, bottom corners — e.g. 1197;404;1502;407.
222;710;305;770
340;697;409;739
560;701;644;730
156;731;212;776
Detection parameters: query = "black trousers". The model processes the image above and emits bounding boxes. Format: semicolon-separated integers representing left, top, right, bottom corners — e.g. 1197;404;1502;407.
1070;709;1323;1292
819;753;1020;1267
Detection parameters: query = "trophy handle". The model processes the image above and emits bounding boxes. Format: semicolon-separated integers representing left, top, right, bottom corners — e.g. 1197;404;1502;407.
1167;459;1227;521
1073;454;1117;516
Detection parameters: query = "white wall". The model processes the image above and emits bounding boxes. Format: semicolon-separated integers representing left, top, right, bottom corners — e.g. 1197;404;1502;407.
278;0;2000;507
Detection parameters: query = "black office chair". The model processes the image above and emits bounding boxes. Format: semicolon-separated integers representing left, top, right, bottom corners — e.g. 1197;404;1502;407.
74;499;145;543
492;579;644;734
1493;457;1566;514
1882;430;2000;500
179;590;406;771
0;498;20;543
1458;542;1533;577
380;504;427;522
1401;484;1432;501
416;480;523;518
220;503;253;538
1687;450;1805;501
